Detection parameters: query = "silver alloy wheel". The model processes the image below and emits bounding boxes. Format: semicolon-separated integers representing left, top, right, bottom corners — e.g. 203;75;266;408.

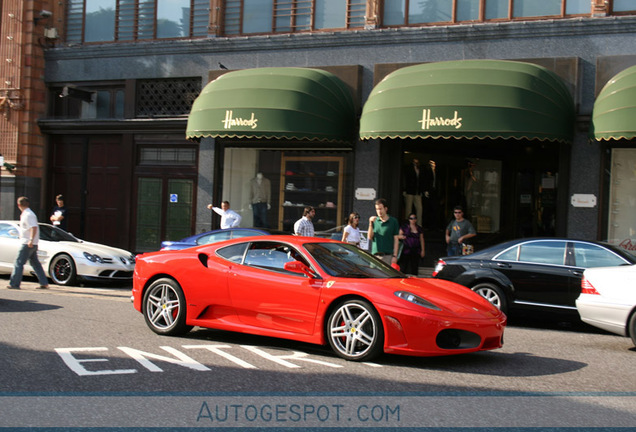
49;253;76;285
144;280;183;333
471;282;507;313
328;300;382;361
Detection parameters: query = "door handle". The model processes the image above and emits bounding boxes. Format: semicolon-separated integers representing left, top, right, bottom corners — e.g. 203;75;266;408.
571;270;583;277
496;262;511;268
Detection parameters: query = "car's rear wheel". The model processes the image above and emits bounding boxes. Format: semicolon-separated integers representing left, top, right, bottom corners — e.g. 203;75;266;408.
327;299;384;361
472;282;508;314
49;253;77;286
142;278;192;336
628;312;636;347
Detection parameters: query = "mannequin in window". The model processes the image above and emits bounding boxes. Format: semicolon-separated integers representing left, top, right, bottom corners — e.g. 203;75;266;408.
403;158;425;226
423;160;439;230
249;172;271;228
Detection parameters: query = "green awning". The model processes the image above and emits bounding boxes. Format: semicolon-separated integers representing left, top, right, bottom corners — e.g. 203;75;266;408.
186;67;356;144
360;60;574;143
591;65;636;141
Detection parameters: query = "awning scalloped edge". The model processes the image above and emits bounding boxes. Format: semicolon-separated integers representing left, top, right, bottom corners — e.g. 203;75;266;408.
359;132;572;144
186;131;354;145
591;134;636;141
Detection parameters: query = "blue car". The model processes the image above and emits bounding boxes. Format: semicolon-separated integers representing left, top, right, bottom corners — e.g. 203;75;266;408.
160;227;288;251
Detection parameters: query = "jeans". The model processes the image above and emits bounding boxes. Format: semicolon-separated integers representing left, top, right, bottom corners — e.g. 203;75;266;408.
252;202;269;228
9;244;49;288
447;243;461;257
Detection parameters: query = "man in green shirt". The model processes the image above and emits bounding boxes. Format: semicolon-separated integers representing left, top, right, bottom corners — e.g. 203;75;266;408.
367;198;400;266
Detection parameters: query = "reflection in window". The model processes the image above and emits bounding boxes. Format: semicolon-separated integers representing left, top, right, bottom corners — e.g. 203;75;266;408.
243;0;274;33
614;0;636;12
573;243;627;268
513;0;561;17
485;0;509;19
457;0;480;21
316;0;347;29
225;0;365;35
607;148;636;255
518;241;566;265
85;0;116;42
67;0;208;43
157;0;189;38
566;0;590;14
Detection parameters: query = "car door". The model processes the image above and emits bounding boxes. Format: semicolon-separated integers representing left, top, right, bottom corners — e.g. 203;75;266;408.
492;240;573;308
227;241;322;335
0;223;21;272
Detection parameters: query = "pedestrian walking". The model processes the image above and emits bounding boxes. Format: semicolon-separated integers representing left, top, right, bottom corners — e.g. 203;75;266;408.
8;197;49;290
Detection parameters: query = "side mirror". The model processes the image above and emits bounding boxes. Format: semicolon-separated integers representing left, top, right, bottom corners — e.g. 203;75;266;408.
284;260;315;278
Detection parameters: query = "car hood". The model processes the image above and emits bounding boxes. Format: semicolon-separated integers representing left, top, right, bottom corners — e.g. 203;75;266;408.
67;240;133;259
342;277;503;319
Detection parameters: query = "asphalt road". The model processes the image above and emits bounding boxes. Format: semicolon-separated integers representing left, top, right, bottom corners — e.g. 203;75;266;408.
0;275;634;430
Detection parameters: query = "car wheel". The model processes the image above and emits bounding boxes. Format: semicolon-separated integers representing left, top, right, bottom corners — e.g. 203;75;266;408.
472;282;508;314
142;278;192;336
628;312;636;348
49;253;77;286
327;299;384;361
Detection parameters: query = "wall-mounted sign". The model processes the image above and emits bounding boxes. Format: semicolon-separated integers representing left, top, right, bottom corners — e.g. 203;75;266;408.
355;188;376;201
571;194;596;208
170;194;178;203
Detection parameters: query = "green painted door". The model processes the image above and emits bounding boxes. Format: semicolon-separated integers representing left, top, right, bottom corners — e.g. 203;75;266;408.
136;177;194;252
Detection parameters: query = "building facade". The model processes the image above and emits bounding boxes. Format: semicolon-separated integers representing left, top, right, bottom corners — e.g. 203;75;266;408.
3;0;636;262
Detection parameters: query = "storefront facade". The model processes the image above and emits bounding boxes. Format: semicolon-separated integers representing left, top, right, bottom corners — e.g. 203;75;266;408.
36;8;636;256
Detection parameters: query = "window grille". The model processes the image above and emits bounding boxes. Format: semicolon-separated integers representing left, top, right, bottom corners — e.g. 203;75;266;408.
135;78;201;118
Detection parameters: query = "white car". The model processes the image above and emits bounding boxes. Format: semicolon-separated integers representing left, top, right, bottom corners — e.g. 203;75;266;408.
577;264;636;347
0;221;135;286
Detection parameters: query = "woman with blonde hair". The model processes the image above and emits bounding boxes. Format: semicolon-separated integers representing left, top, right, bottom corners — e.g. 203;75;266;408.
342;212;361;247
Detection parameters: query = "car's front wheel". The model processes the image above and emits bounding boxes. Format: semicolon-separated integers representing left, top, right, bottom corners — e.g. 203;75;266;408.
142;278;192;336
472;282;508;314
327;299;384;361
49;253;77;286
628;312;636;347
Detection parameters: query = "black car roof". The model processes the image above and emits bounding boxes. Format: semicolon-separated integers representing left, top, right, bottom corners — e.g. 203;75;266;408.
443;237;636;263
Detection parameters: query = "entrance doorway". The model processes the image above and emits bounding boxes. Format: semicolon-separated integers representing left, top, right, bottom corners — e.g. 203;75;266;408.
134;177;194;252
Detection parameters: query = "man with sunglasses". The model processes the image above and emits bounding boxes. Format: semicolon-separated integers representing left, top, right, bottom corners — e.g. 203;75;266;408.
445;205;476;256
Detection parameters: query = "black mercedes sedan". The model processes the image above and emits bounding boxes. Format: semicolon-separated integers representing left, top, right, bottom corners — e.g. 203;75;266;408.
432;238;636;315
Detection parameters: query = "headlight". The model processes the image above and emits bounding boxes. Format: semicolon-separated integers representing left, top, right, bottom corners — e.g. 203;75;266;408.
395;291;441;310
83;252;104;263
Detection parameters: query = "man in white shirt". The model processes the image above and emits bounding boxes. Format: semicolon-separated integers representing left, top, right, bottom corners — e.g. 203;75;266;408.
8;196;49;289
207;201;241;229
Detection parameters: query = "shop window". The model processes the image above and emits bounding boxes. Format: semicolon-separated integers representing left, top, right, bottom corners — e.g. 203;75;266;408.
462;159;502;234
607;148;636;256
220;148;351;233
66;0;209;44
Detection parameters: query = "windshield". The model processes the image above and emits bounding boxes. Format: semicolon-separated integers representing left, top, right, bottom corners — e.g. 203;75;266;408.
39;224;79;243
304;242;403;278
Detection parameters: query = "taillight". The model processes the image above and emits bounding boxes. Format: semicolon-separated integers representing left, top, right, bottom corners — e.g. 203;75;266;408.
581;277;600;295
432;259;446;277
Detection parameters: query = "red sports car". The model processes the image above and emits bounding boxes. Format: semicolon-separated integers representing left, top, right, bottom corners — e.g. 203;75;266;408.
132;236;506;361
